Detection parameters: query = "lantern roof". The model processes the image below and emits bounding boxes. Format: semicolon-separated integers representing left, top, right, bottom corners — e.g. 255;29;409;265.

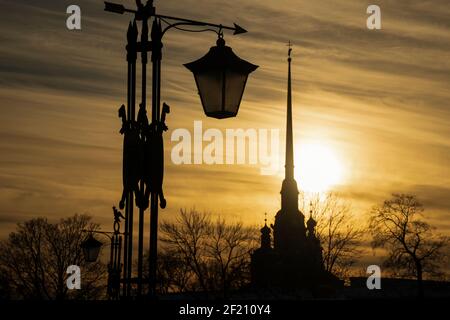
184;37;258;74
81;234;103;249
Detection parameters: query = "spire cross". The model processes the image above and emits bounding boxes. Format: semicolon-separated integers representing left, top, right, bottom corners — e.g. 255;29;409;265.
264;212;267;224
287;40;293;58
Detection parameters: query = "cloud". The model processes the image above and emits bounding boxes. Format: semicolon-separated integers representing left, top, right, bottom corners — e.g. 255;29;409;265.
0;0;448;239
409;184;450;213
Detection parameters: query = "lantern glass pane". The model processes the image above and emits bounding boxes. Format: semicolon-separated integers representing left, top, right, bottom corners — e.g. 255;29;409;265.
83;245;101;262
224;70;248;115
195;71;223;115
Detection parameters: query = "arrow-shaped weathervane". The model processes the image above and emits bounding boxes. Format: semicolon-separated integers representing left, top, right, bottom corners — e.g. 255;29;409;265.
104;1;247;35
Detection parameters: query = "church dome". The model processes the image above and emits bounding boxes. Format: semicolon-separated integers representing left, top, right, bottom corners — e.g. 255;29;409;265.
307;216;317;228
260;223;271;234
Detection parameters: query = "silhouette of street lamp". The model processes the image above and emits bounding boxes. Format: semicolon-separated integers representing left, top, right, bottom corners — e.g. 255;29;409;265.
185;36;258;119
81;230;123;300
104;0;257;298
81;207;124;300
81;234;103;263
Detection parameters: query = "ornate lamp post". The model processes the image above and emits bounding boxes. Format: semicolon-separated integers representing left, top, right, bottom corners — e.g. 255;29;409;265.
104;0;257;298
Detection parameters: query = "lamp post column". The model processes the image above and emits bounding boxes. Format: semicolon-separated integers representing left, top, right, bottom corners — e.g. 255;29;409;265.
149;17;163;297
124;21;137;298
137;14;149;298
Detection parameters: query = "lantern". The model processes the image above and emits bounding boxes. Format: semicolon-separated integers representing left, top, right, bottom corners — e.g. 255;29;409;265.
81;234;103;263
184;37;258;119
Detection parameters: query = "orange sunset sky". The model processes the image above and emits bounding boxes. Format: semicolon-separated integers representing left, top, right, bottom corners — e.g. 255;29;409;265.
0;0;449;248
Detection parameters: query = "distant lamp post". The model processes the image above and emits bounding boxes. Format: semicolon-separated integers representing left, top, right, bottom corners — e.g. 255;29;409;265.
185;36;258;119
81;234;103;263
81;207;124;300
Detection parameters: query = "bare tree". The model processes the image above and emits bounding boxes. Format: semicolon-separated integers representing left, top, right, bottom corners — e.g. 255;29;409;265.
305;192;365;279
206;217;258;295
369;193;449;297
0;214;107;300
159;209;258;296
156;249;192;294
159;209;210;293
139;249;193;294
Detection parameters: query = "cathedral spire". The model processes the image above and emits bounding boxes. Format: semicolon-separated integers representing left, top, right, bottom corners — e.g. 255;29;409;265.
285;41;294;180
279;42;299;212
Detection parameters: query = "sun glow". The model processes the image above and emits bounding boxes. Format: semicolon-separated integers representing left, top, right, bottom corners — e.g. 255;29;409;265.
294;142;344;193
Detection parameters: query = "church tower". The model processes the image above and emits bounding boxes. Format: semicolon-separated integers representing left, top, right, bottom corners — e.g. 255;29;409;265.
272;46;307;253
250;45;340;292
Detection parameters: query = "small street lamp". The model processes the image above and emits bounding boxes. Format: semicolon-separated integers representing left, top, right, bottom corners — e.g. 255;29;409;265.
81;207;124;300
81;234;103;263
185;36;258;119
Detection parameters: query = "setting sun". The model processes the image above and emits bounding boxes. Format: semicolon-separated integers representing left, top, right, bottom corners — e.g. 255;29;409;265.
295;142;344;193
